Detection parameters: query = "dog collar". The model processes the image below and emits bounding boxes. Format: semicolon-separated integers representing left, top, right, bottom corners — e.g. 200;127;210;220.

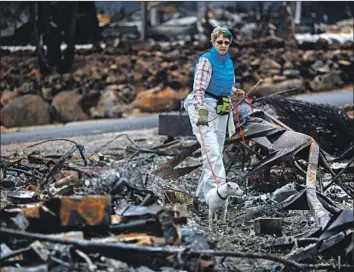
217;187;227;200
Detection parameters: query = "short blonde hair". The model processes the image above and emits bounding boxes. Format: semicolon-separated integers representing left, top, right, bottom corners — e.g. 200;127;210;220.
211;26;233;42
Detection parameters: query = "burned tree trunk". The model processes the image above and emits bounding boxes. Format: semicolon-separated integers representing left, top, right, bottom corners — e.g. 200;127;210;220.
29;2;98;75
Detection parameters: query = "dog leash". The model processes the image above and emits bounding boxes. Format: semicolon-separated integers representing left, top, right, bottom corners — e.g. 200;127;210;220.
233;93;254;144
199;127;230;200
198;126;219;186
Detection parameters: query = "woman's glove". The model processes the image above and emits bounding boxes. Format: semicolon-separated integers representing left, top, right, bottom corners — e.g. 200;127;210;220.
196;108;208;126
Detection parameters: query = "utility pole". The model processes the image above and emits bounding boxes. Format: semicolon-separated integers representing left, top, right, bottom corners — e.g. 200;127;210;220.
197;2;206;20
294;1;302;32
140;1;147;41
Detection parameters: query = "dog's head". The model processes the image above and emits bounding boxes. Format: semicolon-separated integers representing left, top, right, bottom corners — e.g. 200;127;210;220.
226;182;244;197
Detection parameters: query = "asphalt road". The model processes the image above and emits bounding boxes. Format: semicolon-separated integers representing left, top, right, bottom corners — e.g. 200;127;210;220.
1;89;353;145
294;89;353;107
1;116;158;145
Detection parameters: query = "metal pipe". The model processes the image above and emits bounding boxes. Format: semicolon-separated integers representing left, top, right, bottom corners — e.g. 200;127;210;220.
140;1;147;41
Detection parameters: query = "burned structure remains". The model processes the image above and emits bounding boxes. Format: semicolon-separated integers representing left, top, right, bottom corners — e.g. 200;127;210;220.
1;94;353;271
0;2;353;272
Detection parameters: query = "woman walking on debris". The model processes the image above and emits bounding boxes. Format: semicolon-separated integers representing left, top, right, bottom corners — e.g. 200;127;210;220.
184;26;241;202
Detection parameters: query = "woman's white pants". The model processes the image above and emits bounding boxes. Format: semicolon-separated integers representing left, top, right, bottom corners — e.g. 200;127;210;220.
185;97;228;202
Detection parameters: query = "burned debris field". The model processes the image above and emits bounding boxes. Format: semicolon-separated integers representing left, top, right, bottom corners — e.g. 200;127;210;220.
1;98;353;272
1;2;354;271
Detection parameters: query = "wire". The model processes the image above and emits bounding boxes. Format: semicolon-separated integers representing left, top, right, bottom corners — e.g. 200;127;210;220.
94;133;139;153
26;138;79;148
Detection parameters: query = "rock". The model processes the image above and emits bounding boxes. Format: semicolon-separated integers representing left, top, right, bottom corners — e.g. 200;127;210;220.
269;69;281;76
311;59;325;70
263;36;285;48
29;69;41;82
283;61;294;70
252;79;304;97
133;86;184;112
273;75;287;83
135;84;147;95
41;88;53;100
250;58;260;68
252;72;262;82
261;58;282;70
316;66;330;74
309;72;345;92
132;42;153;52
328;39;341;50
283;70;300;78
169;70;191;88
337;60;352;67
314;38;328;50
132;71;143;81
342;41;353;50
241;71;252;80
89;88;125;119
302;51;316;63
1;95;50;127
281;51;294;63
51;91;89;122
105;74;119;84
263;78;274;84
1;89;20;106
19;81;35;94
74;68;85;78
285;37;297;48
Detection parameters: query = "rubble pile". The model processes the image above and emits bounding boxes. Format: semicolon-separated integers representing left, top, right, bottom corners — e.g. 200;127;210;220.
1;40;353;127
0;122;353;271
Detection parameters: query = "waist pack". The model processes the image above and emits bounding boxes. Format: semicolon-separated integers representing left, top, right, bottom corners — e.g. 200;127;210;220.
205;91;231;115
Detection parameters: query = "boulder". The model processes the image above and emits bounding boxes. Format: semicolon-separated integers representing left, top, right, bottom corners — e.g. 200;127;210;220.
302;50;316;64
337;60;352;67
1;95;50;127
316;66;330;75
262;36;285;48
283;61;294;70
283;70;300;78
252;79;304;97
131;42;153;52
342;41;353;50
314;38;329;50
309;72;345;92
51;91;89;123
250;58;260;68
133;86;188;112
89;87;130;119
1;89;20;107
273;75;287;83
328;39;342;50
260;58;282;70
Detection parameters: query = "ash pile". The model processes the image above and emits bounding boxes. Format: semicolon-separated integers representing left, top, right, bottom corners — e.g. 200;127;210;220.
1;97;353;271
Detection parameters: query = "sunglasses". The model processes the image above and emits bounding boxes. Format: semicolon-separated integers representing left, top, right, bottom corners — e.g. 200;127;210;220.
216;40;230;45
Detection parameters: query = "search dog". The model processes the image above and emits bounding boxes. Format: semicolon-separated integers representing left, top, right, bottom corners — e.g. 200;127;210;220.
205;182;244;231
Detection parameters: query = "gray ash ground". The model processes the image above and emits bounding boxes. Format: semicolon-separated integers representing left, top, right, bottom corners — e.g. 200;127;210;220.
1;128;352;272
